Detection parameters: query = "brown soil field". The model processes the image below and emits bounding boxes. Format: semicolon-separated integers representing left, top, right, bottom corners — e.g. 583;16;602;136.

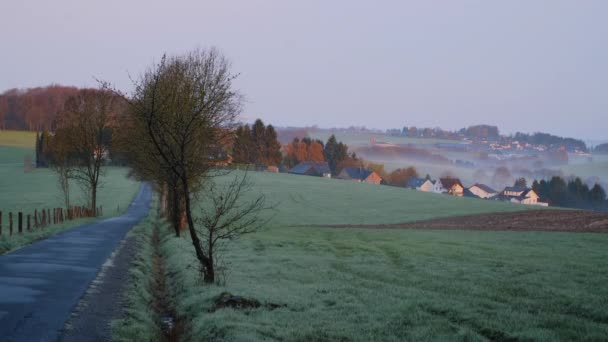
322;210;608;233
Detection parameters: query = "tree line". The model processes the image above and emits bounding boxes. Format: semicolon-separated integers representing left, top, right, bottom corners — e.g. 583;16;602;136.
232;119;282;167
0;85;80;130
531;177;607;210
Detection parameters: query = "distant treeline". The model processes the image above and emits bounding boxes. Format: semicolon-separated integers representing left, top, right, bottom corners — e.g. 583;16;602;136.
511;132;587;152
593;143;608;154
531;177;606;210
0;85;81;130
386;124;588;152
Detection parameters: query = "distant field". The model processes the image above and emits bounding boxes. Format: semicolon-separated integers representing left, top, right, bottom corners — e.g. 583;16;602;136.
0;146;140;253
0;130;37;148
308;130;463;147
233;171;533;226
154;172;608;341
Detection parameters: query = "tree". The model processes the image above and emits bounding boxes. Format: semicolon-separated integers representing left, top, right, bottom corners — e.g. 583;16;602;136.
195;173;270;281
548;176;568;206
263;124;282;166
590;184;606;206
308;141;325;162
324;134;348;175
54;86;119;211
47;129;74;209
232;125;252;164
251;119;266;165
295;141;308;162
126;48;264;283
514;177;527;188
387;167;418;187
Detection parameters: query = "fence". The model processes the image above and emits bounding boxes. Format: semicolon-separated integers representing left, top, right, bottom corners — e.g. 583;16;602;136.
0;205;102;236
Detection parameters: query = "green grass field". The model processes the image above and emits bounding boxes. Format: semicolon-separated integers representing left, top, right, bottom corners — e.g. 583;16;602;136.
0;144;140;253
140;171;608;341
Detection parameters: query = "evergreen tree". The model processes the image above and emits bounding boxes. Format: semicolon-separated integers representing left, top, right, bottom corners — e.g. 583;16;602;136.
590;184;606;206
264;124;282;166
251;119;266;165
514;177;527;188
232;125;252;164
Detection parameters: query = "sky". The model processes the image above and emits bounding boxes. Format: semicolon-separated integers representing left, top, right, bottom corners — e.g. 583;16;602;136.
1;1;607;139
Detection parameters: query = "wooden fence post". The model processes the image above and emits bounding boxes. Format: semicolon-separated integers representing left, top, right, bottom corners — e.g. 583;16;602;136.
27;215;31;231
9;212;13;235
18;212;23;233
47;209;51;224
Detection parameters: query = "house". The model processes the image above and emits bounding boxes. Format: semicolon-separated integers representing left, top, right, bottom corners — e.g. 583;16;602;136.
463;188;482;199
288;162;332;178
439;178;464;196
499;187;548;206
408;177;444;193
266;165;279;173
337;167;383;184
468;183;497;199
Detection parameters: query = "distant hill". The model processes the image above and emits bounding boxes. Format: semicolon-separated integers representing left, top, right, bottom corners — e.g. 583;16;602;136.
0;85;80;131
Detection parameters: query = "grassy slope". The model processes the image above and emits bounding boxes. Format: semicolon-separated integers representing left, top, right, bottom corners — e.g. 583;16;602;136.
0;145;140;253
155;172;608;341
241;172;533;226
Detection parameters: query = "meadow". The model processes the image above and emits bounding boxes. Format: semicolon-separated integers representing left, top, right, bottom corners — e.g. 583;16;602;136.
0;142;140;253
136;171;608;341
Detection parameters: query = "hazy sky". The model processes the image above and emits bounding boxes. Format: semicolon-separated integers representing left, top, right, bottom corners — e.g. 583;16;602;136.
1;1;607;139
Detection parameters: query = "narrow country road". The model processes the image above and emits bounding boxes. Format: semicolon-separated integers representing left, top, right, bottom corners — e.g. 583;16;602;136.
0;183;151;342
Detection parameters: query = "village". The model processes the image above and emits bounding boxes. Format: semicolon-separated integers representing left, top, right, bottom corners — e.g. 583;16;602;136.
286;160;549;207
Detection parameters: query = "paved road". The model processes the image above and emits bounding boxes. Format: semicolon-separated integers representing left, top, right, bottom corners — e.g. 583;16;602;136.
0;183;151;342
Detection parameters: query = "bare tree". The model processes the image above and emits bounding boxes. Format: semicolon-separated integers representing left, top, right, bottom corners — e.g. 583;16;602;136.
47;133;74;209
195;173;270;282
56;85;120;211
126;48;248;283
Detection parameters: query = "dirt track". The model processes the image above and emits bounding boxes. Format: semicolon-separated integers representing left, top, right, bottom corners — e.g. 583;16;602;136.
324;210;608;233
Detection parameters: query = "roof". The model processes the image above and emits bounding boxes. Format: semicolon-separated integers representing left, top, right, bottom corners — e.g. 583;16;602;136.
439;178;463;189
407;177;427;188
503;186;529;193
288;161;331;176
470;183;497;194
340;167;375;181
463;188;482;199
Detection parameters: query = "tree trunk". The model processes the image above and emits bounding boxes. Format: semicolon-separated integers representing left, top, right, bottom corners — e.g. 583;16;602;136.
181;175;213;283
91;185;97;214
171;185;180;237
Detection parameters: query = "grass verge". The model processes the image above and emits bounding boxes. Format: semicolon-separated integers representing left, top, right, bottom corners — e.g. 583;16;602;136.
111;207;163;342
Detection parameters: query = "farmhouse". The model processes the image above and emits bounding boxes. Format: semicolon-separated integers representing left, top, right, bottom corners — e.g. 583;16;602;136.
468;183;497;199
337;167;383;184
439;178;464;196
499;187;548;206
407;177;444;193
289;161;332;178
